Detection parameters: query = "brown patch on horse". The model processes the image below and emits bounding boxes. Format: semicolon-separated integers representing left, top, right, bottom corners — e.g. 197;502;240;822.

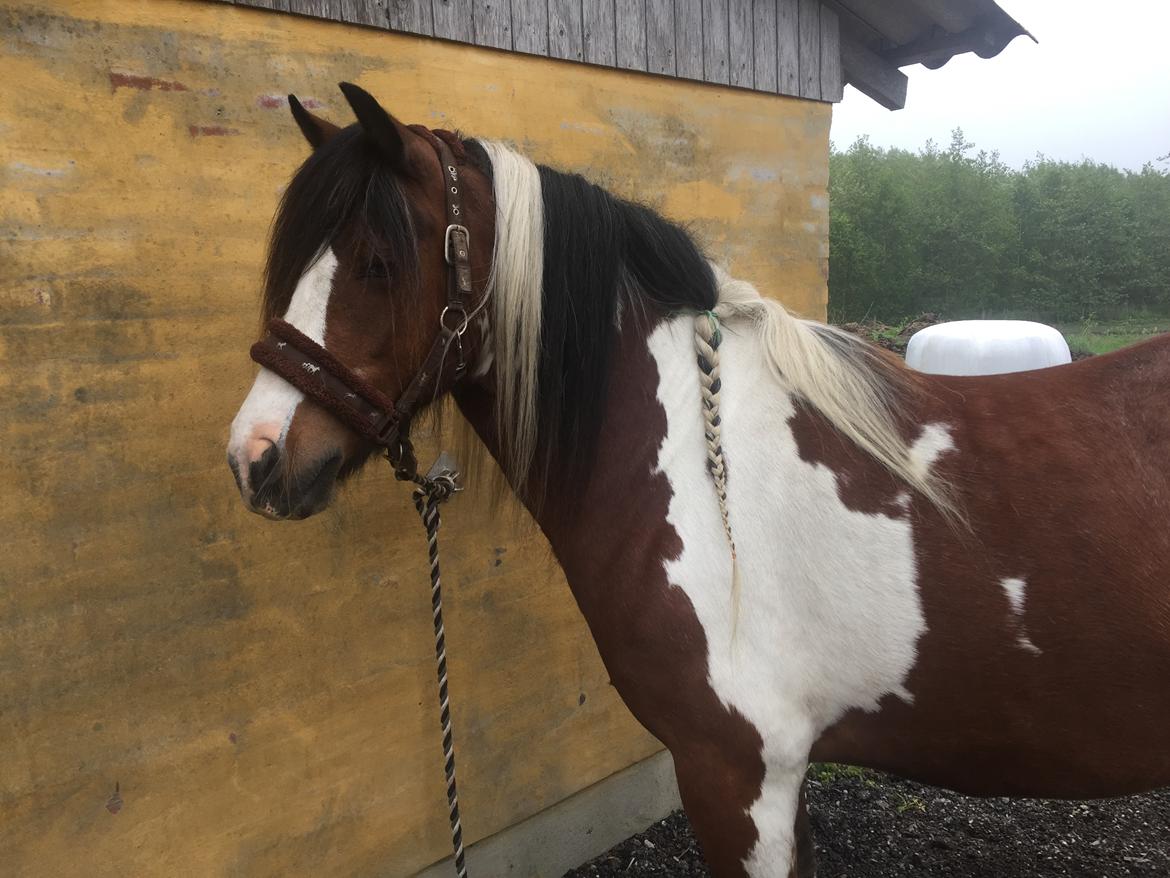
809;338;1170;798
455;323;767;874
788;397;908;518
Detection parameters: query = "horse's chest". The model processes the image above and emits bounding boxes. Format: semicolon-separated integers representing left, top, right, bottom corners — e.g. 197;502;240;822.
647;319;931;745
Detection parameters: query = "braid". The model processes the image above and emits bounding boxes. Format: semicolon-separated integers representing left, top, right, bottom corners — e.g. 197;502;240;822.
694;312;734;550
695;312;742;630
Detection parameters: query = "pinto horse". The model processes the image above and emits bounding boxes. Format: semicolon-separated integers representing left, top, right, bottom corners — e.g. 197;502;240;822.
227;84;1170;877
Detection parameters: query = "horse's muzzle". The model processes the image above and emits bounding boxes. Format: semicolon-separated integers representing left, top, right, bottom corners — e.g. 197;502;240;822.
229;445;342;520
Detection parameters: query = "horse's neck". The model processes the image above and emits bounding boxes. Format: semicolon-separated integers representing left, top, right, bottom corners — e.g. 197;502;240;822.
452;315;679;596
454;310;918;610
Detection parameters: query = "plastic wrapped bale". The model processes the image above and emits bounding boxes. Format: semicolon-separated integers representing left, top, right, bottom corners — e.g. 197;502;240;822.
905;320;1071;376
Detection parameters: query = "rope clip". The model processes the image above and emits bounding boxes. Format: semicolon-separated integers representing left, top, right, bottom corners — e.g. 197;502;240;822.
418;451;463;503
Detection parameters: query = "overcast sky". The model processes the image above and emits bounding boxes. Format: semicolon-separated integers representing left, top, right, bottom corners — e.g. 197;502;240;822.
830;0;1170;171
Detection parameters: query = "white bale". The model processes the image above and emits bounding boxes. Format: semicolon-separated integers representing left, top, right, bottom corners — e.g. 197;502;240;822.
905;320;1071;376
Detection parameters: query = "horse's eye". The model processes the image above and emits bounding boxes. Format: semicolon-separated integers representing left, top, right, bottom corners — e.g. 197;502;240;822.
359;259;392;281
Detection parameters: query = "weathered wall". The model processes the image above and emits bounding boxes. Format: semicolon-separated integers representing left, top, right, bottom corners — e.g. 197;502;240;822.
0;1;830;875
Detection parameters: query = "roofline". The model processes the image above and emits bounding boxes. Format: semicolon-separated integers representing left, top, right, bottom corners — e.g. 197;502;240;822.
825;1;1034;110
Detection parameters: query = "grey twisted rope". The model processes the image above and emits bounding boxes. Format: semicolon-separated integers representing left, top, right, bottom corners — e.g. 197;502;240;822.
695;311;743;632
412;480;469;878
694;311;736;558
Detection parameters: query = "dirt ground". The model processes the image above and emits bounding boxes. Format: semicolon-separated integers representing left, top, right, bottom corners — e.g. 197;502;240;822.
565;769;1170;877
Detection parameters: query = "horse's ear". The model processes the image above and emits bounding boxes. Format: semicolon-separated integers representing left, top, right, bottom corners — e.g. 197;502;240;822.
338;81;407;169
288;95;339;149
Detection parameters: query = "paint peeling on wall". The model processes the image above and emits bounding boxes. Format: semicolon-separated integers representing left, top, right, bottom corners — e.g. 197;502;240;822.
109;71;190;92
188;124;241;137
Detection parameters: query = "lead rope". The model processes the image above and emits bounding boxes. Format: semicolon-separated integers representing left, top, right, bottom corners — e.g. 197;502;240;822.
407;457;469;878
400;311;732;878
694;311;743;630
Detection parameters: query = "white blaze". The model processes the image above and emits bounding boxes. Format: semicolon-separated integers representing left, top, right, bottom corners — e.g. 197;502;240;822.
228;248;337;490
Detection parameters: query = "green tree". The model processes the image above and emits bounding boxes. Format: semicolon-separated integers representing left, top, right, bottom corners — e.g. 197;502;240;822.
828;132;1170;323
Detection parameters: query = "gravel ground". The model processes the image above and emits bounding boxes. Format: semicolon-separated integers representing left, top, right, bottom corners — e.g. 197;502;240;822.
565;768;1170;877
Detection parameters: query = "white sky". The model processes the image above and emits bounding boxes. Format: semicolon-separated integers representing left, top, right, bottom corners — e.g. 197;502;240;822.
829;0;1170;171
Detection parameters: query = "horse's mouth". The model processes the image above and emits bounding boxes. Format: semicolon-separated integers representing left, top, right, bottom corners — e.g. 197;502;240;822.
248;451;344;520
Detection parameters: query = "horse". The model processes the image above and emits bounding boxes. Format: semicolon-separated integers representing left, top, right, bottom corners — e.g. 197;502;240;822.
226;83;1170;877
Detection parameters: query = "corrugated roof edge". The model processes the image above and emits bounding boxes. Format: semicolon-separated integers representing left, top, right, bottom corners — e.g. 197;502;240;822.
829;1;1034;109
905;9;1036;70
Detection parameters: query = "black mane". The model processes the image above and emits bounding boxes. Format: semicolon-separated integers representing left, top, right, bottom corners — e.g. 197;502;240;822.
531;163;718;497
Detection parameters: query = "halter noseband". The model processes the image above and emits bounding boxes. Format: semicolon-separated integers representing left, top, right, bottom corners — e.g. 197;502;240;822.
249;134;476;483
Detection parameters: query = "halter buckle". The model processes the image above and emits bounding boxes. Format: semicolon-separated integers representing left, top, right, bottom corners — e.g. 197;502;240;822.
386;432;418;482
440;305;470;337
444;224;470;266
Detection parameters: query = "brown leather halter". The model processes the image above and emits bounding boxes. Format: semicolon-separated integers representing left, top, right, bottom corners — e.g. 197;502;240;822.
249;134;476;483
252;128;480;878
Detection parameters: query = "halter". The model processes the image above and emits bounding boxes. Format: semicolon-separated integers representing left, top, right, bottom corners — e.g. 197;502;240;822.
248;133;477;877
249;133;476;484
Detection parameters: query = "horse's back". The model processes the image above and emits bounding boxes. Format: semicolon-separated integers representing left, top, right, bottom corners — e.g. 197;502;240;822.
932;330;1170;515
817;333;1170;799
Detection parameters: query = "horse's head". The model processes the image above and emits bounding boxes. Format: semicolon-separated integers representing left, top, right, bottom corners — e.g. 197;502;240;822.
227;84;493;519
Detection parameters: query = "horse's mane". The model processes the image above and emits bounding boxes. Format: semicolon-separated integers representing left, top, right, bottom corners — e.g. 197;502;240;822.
708;269;957;517
472;141;954;515
473;141;718;503
263;126;422;327
264;130;951;516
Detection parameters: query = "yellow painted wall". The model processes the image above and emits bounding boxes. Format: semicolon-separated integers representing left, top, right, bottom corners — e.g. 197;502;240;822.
0;1;830;875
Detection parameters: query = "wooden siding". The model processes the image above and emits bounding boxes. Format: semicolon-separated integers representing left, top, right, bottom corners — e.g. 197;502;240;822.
222;0;845;102
1;2;830;876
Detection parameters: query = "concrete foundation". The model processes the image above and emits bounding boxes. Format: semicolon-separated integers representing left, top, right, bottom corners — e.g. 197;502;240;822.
416;751;682;878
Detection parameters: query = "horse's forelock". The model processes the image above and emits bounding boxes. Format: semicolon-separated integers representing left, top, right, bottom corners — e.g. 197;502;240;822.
261;126;421;327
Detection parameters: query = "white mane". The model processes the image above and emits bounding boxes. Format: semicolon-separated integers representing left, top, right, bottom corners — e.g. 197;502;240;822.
470;141;954;516
477;141;544;491
709;267;956;517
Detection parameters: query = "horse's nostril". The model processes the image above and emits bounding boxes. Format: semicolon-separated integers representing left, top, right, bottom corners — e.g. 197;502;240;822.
248;444;282;499
290;453;343;519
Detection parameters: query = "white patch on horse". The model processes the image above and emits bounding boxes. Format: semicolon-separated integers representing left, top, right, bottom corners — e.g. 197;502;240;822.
1000;576;1042;655
228;248;337;490
909;423;954;481
648;314;948;877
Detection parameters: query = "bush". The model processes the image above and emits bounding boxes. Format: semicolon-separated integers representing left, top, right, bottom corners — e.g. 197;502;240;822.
828;132;1170;324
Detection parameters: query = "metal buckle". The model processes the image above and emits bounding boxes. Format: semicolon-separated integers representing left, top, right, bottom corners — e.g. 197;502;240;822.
444;224;470;266
440;305;470;337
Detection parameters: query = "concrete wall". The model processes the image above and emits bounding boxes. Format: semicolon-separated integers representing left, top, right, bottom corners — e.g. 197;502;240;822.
0;1;830;875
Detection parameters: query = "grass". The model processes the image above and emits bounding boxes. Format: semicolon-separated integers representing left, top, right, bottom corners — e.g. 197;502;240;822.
807;764;926;814
807;763;879;787
891;790;928;815
1057;316;1170;356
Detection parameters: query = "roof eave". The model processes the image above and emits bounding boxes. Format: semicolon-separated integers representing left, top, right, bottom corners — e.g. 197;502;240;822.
828;1;1034;110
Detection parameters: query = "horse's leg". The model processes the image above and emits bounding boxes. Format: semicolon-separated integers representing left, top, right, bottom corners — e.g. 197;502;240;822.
673;746;760;877
674;748;815;878
742;761;817;878
791;780;817;878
